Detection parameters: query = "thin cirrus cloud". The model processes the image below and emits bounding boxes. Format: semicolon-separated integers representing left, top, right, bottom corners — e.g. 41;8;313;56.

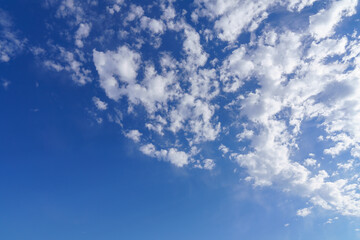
0;9;26;62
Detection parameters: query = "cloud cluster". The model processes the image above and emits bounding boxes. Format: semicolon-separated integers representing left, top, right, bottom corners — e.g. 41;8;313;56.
91;0;360;216
4;0;360;217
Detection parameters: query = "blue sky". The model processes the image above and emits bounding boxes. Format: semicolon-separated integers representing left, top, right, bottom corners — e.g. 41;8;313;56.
2;0;360;239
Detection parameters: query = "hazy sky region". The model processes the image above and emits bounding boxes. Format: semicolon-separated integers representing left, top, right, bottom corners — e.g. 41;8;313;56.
2;0;360;239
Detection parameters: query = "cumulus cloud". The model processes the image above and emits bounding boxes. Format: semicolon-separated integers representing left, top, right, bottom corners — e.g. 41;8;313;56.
125;130;142;143
107;0;124;15
140;16;165;34
219;144;229;154
140;143;189;167
182;24;208;70
75;23;91;48
297;207;312;217
124;4;144;24
193;0;318;42
93;46;141;100
203;159;215;170
304;158;317;167
309;0;358;40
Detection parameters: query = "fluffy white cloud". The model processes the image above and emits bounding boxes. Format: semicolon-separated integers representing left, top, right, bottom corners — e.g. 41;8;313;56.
55;0;85;24
140;143;189;167
309;0;358;40
193;0;318;42
285;0;318;11
169;93;221;143
203;159;215;170
107;0;123;15
221;8;360;215
182;24;208;70
93;46;141;100
297;207;312;217
219;144;229;154
124;4;144;24
75;23;91;48
304;158;317;167
125;130;142;143
140;16;166;34
220;47;254;92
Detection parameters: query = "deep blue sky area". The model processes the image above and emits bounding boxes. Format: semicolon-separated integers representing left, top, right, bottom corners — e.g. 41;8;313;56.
2;0;360;239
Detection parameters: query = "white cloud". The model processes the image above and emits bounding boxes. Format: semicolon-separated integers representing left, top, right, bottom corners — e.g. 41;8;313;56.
62;48;91;84
125;63;179;114
213;1;269;42
193;0;318;42
297;207;312;217
75;23;91;48
169;94;221;143
220;47;254;92
126;130;142;143
140;16;166;34
55;0;85;24
93;46;141;100
140;143;189;167
203;159;216;170
190;68;219;100
182;24;208;70
39;0;360;218
285;0;318;11
309;0;358;40
219;144;229;154
92;96;107;110
167;148;189;167
325;216;338;224
304;158;317;167
223;22;360;216
44;60;64;72
161;2;176;21
236;128;254;142
324;133;354;157
0;9;26;62
43;46;91;85
93;43;220;144
124;4;144;24
107;0;123;15
337;159;355;171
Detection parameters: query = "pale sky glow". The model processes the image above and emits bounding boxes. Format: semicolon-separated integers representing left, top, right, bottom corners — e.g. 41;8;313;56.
2;0;360;239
